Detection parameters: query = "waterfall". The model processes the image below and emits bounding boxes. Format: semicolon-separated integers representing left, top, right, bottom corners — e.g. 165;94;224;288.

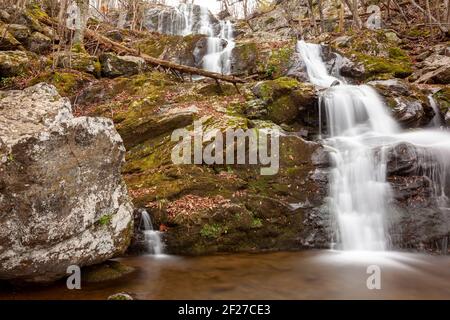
200;10;235;74
140;210;164;255
428;95;443;128
298;41;450;251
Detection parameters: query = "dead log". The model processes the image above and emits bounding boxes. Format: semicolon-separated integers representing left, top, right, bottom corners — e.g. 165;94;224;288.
37;15;246;85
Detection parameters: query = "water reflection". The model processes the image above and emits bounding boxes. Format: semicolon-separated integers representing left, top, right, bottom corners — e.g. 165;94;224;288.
1;251;449;300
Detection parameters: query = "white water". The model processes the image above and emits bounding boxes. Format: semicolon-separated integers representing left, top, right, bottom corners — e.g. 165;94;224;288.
428;94;443;128
298;41;450;251
152;4;235;74
199;7;235;74
140;210;164;255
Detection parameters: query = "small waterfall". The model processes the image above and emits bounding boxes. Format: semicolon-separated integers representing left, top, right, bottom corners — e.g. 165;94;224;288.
200;10;235;74
140;210;164;255
428;95;443;128
298;41;450;251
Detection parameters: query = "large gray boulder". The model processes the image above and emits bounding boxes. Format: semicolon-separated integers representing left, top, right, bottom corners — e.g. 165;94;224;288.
0;83;134;283
99;53;146;78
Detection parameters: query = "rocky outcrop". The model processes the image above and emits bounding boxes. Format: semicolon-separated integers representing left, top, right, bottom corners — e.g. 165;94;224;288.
54;52;100;75
26;31;52;53
99;53;146;78
412;53;450;85
379;142;450;250
369;79;434;128
0;83;134;283
433;87;450;126
0;50;29;78
0;25;22;50
251;77;318;130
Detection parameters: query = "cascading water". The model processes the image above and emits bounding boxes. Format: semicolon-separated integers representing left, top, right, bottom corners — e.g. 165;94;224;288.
147;4;235;74
140;210;164;255
200;9;235;74
298;40;450;251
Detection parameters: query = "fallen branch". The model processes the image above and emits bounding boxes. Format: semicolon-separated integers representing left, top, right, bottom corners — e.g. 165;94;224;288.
37;14;246;85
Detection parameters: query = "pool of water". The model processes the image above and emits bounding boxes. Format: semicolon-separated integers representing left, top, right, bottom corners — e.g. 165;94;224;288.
1;250;450;300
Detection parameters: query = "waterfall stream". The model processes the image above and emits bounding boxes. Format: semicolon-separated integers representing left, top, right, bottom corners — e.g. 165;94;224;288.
140;210;164;255
298;41;450;251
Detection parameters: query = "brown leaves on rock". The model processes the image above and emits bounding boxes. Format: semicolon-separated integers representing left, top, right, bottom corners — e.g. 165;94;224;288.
163;194;231;218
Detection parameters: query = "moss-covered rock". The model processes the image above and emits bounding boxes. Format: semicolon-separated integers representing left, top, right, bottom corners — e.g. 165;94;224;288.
433;87;450;126
0;50;29;78
28;70;94;98
7;24;31;42
231;42;258;76
0;24;21;50
333;30;412;80
54;52;100;76
82;261;135;283
252;77;317;125
99;53;146;78
26;31;51;53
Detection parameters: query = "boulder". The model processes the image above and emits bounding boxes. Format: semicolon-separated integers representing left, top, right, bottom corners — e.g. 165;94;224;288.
369;79;434;128
413;54;450;84
0;83;134;283
375;142;450;250
230;42;258;76
26;31;52;53
99;53;146;78
54;52;100;75
0;50;29;78
433;87;450;126
252;77;318;126
0;25;21;50
7;24;31;42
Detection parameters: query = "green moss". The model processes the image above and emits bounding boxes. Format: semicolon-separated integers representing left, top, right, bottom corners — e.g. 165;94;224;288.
200;223;227;238
265;17;276;25
98;214;112;226
264;44;295;79
29;71;92;97
355;52;412;79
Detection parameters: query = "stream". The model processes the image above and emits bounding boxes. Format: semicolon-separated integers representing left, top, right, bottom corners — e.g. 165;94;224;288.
1;251;450;300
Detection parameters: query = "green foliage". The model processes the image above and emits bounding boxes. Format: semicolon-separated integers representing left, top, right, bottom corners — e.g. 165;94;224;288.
200;223;226;238
98;214;112;226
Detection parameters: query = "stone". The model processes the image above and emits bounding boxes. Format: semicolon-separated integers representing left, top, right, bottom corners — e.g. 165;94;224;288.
108;293;134;300
7;24;31;42
82;260;134;283
54;52;100;75
252;77;318;125
0;83;134;283
0;50;29;78
99;53;146;78
26;31;52;53
369;79;435;128
0;25;21;50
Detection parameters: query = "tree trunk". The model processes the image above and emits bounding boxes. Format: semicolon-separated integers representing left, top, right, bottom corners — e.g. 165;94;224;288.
73;0;89;46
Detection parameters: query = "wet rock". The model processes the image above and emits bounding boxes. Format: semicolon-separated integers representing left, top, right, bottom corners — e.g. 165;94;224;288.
82;261;134;283
108;293;134;300
0;50;29;77
26;31;52;53
0;83;134;283
433;87;450;126
99;53;146;78
369;79;434;128
54;52;100;75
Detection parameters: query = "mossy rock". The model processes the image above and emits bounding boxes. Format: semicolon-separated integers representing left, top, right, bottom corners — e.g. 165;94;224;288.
433;87;450;125
82;261;135;283
259;42;295;79
334;29;412;80
252;77;316;124
0;50;29;78
54;52;100;76
0;24;22;50
28;71;94;98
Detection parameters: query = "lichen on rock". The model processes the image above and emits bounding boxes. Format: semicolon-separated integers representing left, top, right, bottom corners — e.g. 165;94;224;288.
0;83;134;283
